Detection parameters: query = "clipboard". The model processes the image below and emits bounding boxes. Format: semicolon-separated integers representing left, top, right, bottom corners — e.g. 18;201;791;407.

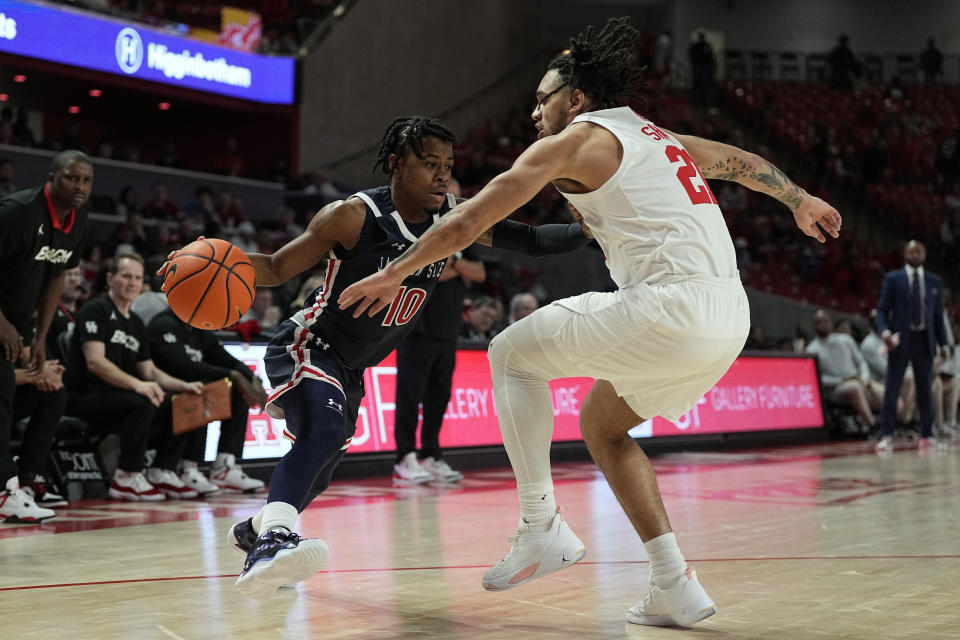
171;378;233;434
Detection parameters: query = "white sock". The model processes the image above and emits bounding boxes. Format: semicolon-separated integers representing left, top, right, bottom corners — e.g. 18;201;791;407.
488;323;565;534
257;501;297;535
644;532;687;589
518;482;557;532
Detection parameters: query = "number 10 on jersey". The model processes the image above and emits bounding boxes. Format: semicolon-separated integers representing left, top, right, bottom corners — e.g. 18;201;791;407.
381;286;427;327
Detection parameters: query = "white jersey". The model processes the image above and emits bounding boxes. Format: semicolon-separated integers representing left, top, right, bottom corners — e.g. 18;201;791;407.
562;107;739;288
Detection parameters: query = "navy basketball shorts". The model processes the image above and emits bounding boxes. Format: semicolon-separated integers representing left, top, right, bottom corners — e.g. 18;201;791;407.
263;321;364;446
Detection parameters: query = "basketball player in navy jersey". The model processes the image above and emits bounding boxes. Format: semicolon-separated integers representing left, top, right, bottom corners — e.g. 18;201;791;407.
161;116;590;598
340;19;842;627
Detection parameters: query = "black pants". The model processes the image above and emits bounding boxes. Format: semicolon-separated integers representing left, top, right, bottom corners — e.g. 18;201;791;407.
13;384;67;481
159;386;250;466
67;388;155;472
0;359;15;482
394;336;456;462
882;330;935;437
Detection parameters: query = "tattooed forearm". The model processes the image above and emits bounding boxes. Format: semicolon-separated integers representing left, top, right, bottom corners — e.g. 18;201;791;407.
701;156;805;210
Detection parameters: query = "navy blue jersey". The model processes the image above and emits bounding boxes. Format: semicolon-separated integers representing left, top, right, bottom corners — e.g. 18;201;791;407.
289;185;454;370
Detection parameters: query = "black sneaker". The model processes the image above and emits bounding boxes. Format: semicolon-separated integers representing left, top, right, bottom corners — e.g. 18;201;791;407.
22;480;69;508
234;528;329;600
227;518;257;554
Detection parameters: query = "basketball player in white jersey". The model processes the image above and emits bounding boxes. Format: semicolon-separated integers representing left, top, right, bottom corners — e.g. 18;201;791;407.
340;17;841;627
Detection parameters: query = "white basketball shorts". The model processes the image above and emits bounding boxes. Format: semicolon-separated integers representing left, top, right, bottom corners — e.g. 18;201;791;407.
496;276;750;421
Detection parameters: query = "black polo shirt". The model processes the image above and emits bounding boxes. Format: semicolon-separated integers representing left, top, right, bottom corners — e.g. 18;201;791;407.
409;246;480;342
147;308;253;383
69;294;150;392
0;185;87;334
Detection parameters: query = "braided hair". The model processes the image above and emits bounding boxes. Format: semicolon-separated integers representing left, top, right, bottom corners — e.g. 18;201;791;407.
373;116;457;175
546;16;645;110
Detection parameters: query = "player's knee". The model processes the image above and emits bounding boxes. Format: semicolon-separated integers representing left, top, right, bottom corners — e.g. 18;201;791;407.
487;333;510;372
290;425;347;469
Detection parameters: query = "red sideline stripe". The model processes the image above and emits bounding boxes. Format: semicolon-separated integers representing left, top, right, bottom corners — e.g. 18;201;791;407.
3;556;959;592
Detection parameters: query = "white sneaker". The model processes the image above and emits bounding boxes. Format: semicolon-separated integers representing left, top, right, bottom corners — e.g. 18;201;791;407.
0;477;55;523
421;456;463;483
109;470;165;501
180;466;220;496
235;528;329;600
482;511;586;591
392;452;432;485
209;454;265;493
626;567;717;627
146;467;199;499
875;436;893;454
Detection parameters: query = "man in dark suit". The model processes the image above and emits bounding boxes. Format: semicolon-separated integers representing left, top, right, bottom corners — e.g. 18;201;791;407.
876;240;951;452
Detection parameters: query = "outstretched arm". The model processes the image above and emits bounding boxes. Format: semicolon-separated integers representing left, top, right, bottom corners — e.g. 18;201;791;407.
671;133;842;243
338;135;571;317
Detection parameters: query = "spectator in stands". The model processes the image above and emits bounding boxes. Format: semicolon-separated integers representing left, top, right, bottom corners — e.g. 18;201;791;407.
393;240;485;485
116;186;139;219
827;34;860;90
508;292;539;325
744;326;770;350
936;130;959;183
875;240;951;453
687;32;716;107
937;323;960;437
835;318;854;337
214;137;246;177
96;139;115;160
861;309;913;426
653;30;672;82
920;38;944;84
232;221;259;254
460;295;503;341
0;121;13;146
0;158;16;197
183;186;216;226
13;342;68;510
12;108;35;147
0;150;91;524
806;309;880;431
66;253;203;501
240;287;282;334
46;266;85;356
79;244;105;292
147;307;267;494
157;142;183;169
141;182;181;220
216;190;245;230
57;121;86;152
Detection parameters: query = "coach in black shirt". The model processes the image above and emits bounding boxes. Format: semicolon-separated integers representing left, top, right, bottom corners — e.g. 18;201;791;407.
148;307;267;493
0;150;90;499
67;253;202;501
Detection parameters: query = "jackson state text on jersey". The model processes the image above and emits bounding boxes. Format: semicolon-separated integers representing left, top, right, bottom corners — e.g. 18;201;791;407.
289;185;455;369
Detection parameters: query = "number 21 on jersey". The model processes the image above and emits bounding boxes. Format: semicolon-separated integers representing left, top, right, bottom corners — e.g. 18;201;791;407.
381;286;427;327
665;145;718;206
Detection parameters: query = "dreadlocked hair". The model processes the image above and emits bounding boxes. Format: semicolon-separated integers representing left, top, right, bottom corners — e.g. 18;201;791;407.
373;116;457;175
547;16;646;110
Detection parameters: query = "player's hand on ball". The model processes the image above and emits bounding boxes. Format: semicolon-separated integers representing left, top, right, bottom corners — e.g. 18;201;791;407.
156;236;206;281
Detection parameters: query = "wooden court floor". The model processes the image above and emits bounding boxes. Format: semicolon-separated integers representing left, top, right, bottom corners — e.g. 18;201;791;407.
2;441;958;640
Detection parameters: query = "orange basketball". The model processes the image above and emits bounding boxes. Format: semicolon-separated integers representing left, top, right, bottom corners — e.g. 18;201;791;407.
161;238;255;330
